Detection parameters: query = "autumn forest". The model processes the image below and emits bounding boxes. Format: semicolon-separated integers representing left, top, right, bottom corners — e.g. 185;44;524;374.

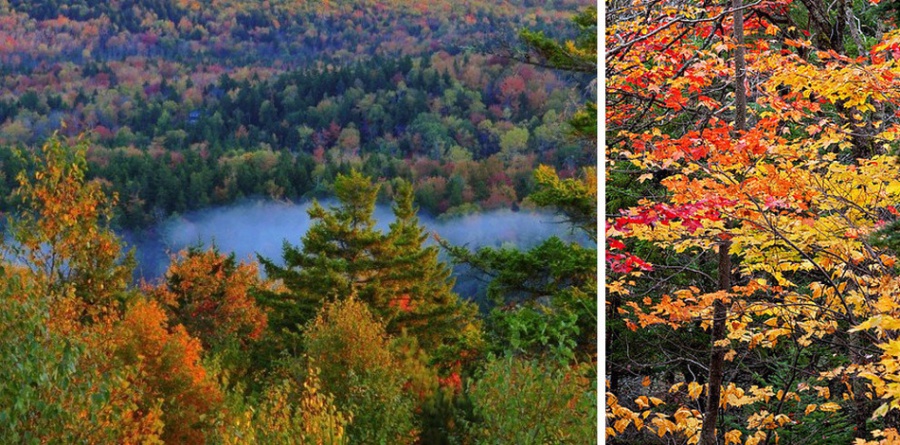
0;0;597;444
606;0;900;442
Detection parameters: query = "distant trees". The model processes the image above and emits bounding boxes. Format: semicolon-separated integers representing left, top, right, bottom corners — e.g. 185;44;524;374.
0;45;584;229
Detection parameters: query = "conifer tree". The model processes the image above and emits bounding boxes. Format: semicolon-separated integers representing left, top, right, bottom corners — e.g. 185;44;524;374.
382;180;481;361
260;171;481;361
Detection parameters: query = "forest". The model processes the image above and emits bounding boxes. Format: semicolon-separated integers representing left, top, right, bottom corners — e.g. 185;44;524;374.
0;0;593;229
0;0;597;444
606;0;900;443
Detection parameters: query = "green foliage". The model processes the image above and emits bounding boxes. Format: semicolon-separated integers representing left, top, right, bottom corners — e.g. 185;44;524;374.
444;235;596;360
261;171;482;363
487;304;580;364
465;355;597;445
519;7;597;74
303;297;417;444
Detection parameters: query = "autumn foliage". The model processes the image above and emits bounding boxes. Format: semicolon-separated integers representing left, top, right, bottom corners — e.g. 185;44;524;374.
0;1;596;439
607;0;900;442
114;298;222;444
148;247;268;349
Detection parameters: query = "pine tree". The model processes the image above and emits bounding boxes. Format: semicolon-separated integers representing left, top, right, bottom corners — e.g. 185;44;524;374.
260;171;481;361
259;170;384;343
382;180;481;361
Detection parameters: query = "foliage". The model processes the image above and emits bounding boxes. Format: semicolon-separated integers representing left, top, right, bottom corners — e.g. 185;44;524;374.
520;7;597;74
303;297;417;444
214;368;352;445
261;171;482;364
0;266;161;444
113;297;223;444
5;134;135;323
149;246;269;350
605;0;900;441
465;355;597;444
530;165;597;240
444;164;597;362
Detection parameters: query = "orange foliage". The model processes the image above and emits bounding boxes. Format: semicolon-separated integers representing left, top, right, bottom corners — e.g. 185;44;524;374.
114;298;222;444
148;248;268;349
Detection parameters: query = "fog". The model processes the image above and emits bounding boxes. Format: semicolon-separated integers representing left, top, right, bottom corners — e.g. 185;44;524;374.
122;199;592;300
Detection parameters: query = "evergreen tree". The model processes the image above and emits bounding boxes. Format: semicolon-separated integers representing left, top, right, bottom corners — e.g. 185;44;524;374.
383;180;481;362
259;171;481;361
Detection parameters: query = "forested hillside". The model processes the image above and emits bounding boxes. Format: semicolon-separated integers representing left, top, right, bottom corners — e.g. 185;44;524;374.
607;0;900;443
0;1;598;443
0;0;593;228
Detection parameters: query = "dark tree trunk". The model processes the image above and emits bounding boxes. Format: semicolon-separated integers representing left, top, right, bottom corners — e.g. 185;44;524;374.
700;241;731;445
700;0;744;442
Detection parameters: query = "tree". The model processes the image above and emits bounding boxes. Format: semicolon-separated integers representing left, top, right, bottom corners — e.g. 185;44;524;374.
148;246;269;351
605;0;900;442
466;355;596;445
0;265;160;444
519;7;597;75
260;171;481;363
444;166;597;362
113;297;223;444
5;134;135;324
382;180;482;363
303;297;417;445
212;367;352;445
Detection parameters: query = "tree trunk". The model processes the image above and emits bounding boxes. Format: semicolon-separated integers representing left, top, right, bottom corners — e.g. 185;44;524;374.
700;0;744;442
700;241;731;445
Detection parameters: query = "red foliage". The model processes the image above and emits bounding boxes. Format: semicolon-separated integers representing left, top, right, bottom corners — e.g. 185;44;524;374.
149;248;268;349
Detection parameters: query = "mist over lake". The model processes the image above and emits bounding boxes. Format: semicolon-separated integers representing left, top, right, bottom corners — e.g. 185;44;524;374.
122;199;591;299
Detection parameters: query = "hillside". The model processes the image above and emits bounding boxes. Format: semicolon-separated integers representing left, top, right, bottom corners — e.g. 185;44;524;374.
0;0;593;228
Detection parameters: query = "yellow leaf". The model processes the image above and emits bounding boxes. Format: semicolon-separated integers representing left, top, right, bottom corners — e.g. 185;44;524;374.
805;404;817;415
636;396;650;409
725;429;743;445
688;381;703;399
642;376;651;387
879;340;900;357
872;403;889;419
819;402;841;412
